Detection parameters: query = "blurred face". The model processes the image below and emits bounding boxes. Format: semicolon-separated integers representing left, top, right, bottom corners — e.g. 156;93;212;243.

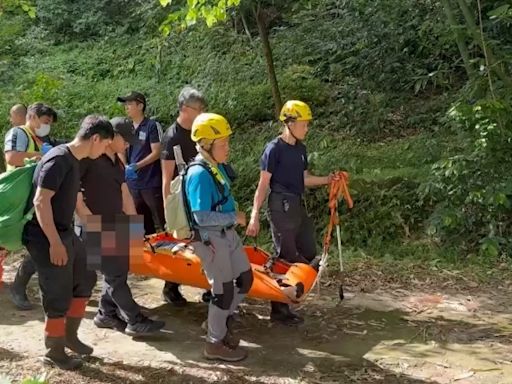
180;101;205;128
124;101;144;119
109;133;129;154
9;110;25;127
211;136;230;164
287;120;310;141
88;134;113;159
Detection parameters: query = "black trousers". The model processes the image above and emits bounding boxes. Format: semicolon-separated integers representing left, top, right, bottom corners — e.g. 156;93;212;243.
23;224;97;319
129;187;165;236
98;256;142;325
267;192;317;264
267;192;317;313
16;253;37;282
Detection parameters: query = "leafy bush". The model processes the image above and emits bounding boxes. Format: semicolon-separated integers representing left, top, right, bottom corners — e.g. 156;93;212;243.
422;98;512;257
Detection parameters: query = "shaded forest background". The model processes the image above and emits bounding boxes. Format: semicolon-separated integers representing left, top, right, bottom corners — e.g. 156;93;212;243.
1;0;511;266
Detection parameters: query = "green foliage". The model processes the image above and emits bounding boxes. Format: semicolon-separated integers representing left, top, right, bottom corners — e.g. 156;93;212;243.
0;0;36;18
160;0;242;34
0;373;50;384
422;98;512;257
1;0;509;263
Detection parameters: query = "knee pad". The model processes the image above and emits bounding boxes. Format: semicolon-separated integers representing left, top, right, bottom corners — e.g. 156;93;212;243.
211;282;234;310
235;269;254;294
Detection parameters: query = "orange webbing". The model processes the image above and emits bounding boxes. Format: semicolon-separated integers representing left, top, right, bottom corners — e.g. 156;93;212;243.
322;171;354;253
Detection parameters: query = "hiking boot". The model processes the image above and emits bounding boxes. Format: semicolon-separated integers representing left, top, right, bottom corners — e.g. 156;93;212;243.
270;302;304;326
9;270;33;311
204;341;247;362
43;336;83;371
93;313;127;332
201;315;240;348
162;282;187;307
65;317;93;356
125;315;165;337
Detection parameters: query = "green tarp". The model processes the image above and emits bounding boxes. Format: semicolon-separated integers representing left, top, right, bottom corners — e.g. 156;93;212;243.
0;159;37;251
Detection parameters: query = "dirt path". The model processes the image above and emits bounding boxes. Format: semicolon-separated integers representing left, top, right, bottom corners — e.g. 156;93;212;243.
1;259;512;384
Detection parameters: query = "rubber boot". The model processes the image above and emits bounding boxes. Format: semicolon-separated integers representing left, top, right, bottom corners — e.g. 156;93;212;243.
65;317;93;355
43;336;83;370
9;263;34;310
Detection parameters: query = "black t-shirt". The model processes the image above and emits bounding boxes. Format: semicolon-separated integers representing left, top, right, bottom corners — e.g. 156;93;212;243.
80;153;125;220
160;121;198;179
27;144;81;232
259;137;308;196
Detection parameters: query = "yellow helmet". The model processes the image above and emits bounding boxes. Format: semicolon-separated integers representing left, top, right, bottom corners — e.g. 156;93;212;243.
279;100;313;122
191;113;232;142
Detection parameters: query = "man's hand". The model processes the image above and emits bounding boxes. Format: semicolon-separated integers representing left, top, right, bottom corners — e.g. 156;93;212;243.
327;172;341;184
49;241;68;266
246;216;260;237
236;211;247;227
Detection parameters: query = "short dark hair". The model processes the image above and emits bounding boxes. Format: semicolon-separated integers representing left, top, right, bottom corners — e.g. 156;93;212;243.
27;102;58;123
76;115;114;141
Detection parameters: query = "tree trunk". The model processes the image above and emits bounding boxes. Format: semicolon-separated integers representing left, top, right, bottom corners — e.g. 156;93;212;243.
240;9;253;41
441;0;473;79
253;3;282;118
456;0;512;88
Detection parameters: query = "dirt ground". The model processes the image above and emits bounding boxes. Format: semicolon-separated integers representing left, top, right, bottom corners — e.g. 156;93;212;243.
1;256;512;384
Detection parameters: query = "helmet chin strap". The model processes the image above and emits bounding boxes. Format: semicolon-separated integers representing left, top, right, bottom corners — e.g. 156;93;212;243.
284;121;301;142
198;143;218;164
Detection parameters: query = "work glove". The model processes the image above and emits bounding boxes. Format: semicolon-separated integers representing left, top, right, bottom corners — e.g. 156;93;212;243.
125;163;138;180
41;142;53;155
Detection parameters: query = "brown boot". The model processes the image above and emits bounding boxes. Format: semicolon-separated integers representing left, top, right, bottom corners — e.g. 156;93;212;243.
43;336;83;371
202;316;240;349
204;341;247;362
65;317;93;355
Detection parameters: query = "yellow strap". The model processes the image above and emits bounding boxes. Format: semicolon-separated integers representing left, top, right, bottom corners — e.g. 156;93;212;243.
19;126;37;153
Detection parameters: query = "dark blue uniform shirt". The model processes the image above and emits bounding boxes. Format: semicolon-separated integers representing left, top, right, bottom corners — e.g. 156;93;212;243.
260;137;308;196
126;117;163;190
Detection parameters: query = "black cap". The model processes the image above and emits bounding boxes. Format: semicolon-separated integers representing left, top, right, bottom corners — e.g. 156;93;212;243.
116;91;146;106
110;117;138;145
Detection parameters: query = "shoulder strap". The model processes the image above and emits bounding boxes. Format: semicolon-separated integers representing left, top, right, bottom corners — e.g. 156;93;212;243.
17;126;37;152
188;160;228;210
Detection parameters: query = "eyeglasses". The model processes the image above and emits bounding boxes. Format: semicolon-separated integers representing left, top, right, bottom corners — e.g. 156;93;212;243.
184;104;205;113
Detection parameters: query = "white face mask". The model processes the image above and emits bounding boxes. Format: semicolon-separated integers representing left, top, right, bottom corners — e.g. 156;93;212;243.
35;123;51;137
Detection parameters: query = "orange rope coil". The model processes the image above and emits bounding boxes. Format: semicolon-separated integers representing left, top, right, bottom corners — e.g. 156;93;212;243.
322;171;354;254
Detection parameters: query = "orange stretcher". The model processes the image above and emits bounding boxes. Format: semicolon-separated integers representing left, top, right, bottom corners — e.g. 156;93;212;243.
129;232;318;304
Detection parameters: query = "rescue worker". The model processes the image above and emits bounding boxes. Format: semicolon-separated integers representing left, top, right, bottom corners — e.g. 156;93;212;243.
76;117;165;336
117;91;165;237
4;102;58;310
9;104;27;127
246;100;336;326
22;115;114;370
160;86;206;306
185;113;253;362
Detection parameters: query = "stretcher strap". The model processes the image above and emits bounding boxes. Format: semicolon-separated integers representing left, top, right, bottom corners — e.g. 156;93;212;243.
322;171;353;255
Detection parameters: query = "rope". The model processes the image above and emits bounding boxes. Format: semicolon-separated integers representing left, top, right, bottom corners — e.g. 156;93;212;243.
295;171;353;307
